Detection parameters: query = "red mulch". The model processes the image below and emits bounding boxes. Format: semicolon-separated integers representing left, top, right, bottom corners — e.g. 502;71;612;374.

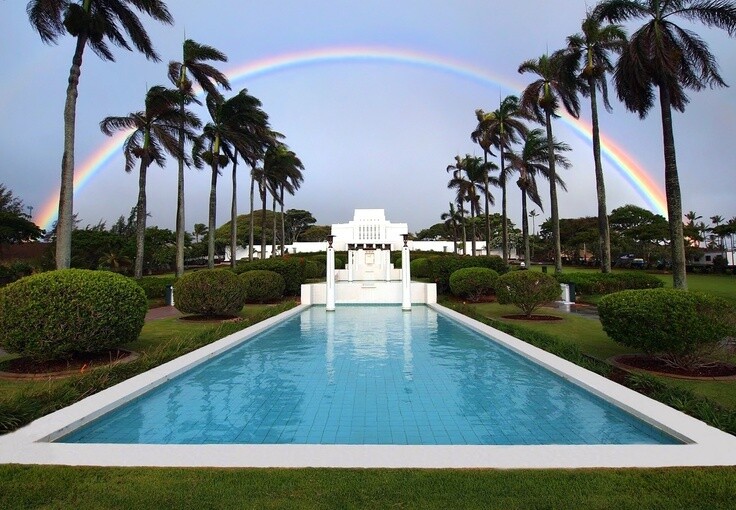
0;349;133;375
613;354;736;378
501;314;563;321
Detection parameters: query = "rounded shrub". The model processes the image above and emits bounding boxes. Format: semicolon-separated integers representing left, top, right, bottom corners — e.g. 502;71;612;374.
334;256;345;270
410;258;431;278
240;270;286;303
174;269;246;317
304;260;325;279
598;289;735;363
449;267;499;302
0;269;147;362
495;270;561;317
135;276;176;300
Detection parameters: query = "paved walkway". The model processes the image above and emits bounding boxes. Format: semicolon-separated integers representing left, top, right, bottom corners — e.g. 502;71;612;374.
145;306;183;321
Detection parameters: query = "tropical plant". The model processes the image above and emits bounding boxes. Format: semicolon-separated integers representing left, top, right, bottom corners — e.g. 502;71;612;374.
519;50;582;273
506;129;571;266
595;0;736;288
169;39;230;277
440;202;461;254
192;223;208;243
100;85;200;278
566;12;627;273
27;0;173;270
473;96;528;262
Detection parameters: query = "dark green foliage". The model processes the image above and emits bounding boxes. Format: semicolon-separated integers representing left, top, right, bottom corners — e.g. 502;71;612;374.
174;269;246;317
304;260;325;279
0;269;146;362
0;211;44;244
598;289;735;362
410;258;430;278
555;271;663;296
427;255;508;293
495;270;561;316
310;254;327;263
135;276;176;300
234;258;306;295
449;267;499;302
334;256;345;270
0;261;34;287
240;270;285;303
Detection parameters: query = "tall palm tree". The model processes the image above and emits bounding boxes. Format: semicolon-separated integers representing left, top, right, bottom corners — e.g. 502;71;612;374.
193;89;270;269
519;50;582;273
473;96;527;262
506;129;571;266
27;0;173;270
596;0;736;289
441;202;461;254
276;150;304;256
100;85;199;278
471;110;499;256
446;156;469;255
566;13;627;273
169;39;230;277
260;144;303;257
463;155;497;255
193;223;207;243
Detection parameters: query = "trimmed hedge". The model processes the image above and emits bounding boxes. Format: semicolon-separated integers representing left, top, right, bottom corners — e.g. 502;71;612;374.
240;270;286;303
449;267;499;302
0;262;34;287
410;258;431;278
0;269;147;362
427;255;508;294
174;269;247;317
234;258;306;295
135;276;176;300
496;270;561;317
598;289;736;363
304;260;325;279
555;271;663;296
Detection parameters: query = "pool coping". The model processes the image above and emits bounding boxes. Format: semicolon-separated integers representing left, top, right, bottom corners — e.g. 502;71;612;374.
1;303;735;469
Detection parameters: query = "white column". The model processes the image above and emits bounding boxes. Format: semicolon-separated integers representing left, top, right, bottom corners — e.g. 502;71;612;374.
402;242;411;310
326;245;336;311
384;248;391;281
348;250;354;282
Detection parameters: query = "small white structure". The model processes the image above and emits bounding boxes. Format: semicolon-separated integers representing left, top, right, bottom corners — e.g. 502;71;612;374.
302;209;437;307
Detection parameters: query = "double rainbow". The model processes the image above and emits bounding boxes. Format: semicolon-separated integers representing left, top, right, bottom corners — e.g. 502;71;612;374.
36;45;667;230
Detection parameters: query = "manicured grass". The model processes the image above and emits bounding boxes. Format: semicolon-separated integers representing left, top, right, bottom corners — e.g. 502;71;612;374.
2;465;736;509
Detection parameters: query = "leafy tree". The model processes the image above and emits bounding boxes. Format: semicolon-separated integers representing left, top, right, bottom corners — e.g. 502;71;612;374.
440;203;462;253
596;0;736;288
284;209;316;244
261;144;304;257
0;212;44;245
0;184;25;215
192;223;208;243
415;222;449;241
169;39;230;278
609;204;669;262
27;0;173;270
100;85;199;278
299;225;331;242
566;12;626;273
519;50;582;273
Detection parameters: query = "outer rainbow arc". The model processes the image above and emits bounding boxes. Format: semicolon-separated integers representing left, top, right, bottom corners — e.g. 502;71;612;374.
37;45;668;231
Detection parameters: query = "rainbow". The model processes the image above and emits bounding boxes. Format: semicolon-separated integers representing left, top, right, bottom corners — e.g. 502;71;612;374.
37;45;668;230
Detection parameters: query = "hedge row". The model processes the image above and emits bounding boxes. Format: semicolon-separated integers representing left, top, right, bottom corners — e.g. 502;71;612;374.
134;276;176;300
426;255;508;294
555;271;663;296
235;257;306;295
449;267;498;302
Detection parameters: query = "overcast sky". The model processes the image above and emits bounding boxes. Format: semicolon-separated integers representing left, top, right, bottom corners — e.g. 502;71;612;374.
2;0;734;234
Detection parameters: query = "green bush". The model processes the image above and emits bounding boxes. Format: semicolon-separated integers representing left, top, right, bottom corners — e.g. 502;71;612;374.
556;272;663;296
0;269;147;362
239;270;286;303
304;260;325;279
135;276;176;300
0;262;34;287
234;257;306;295
495;270;561;317
427;255;508;293
310;254;327;264
174;269;247;317
598;289;736;366
410;258;431;278
334;256;345;270
449;267;499;302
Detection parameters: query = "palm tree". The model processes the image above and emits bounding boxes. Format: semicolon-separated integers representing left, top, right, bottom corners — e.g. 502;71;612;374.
100;86;199;278
27;0;173;270
473;96;527;262
596;0;736;289
463;155;497;255
276;150;304;256
260;144;303;257
446;156;469;255
566;13;627;273
519;50;582;273
506;129;571;266
169;39;230;277
441;202;461;254
193;89;270;269
193;223;207;243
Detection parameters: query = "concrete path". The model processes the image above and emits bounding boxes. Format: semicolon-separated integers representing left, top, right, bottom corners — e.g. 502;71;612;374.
145;306;182;321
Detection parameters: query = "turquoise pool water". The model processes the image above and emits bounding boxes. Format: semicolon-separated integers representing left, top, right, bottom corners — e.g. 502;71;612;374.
61;306;679;445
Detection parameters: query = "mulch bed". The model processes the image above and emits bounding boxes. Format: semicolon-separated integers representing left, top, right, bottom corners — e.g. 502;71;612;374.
178;315;243;323
611;354;736;379
501;314;563;321
0;349;137;379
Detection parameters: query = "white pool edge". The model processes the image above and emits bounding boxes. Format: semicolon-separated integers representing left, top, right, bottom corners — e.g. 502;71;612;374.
1;303;735;469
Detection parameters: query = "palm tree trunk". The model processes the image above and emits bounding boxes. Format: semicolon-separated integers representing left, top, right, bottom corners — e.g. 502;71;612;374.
545;111;562;273
56;34;89;270
280;186;286;256
521;188;530;266
271;195;277;256
230;155;238;269
659;88;687;289
175;101;186;278
208;160;218;269
589;77;611;273
470;200;477;256
248;170;255;260
134;160;148;279
260;176;267;258
460;203;467;256
483;149;491;256
500;152;508;263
